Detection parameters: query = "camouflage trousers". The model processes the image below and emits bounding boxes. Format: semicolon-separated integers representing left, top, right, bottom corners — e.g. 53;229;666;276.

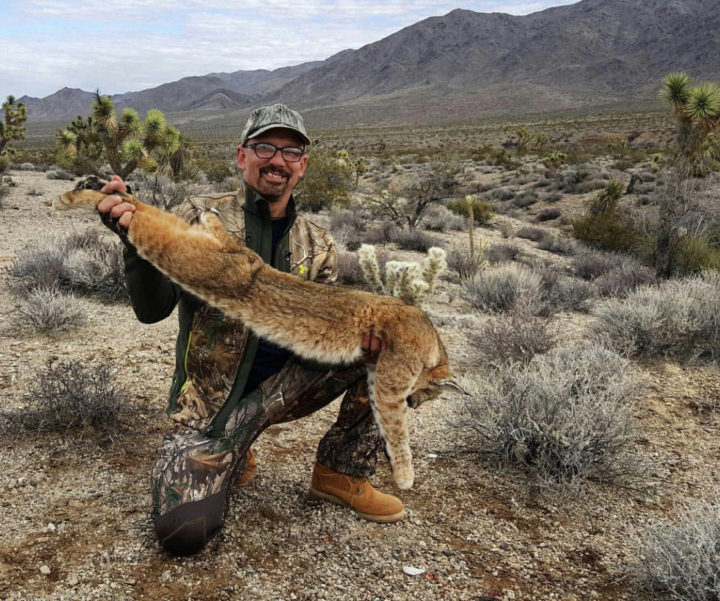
151;358;378;555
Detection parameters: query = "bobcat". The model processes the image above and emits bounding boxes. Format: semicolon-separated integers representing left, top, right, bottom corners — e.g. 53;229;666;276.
55;177;457;490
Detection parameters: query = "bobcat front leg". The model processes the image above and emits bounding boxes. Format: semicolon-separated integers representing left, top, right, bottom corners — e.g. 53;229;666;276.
199;210;243;253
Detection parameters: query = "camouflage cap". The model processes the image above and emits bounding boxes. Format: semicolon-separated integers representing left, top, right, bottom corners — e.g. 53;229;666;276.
240;104;310;146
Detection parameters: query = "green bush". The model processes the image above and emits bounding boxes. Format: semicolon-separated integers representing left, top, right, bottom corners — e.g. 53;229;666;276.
671;236;720;275
296;147;353;212
572;210;653;256
446;198;493;223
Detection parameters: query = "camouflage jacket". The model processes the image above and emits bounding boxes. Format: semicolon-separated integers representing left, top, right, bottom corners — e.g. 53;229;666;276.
124;183;337;434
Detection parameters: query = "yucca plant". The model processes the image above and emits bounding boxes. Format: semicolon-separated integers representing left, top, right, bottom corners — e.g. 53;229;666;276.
56;93;186;179
655;72;720;277
0;95;28;171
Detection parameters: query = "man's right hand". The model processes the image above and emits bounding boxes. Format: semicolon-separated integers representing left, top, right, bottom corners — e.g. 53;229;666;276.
98;175;136;230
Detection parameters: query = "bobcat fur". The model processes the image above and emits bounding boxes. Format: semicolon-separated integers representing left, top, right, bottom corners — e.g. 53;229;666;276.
55;177;457;489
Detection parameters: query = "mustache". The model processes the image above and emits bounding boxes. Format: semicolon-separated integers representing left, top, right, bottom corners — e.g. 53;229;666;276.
260;166;291;179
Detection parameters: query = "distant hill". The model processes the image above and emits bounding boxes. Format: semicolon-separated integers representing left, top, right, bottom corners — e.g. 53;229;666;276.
17;0;720;126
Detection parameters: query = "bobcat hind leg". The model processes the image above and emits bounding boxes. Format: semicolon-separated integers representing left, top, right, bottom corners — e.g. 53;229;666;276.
367;355;420;490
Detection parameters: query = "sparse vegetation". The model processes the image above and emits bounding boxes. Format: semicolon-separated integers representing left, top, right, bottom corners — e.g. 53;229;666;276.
463;343;642;488
11;287;87;334
470;310;555;367
1;359;125;435
592;272;720;360
640;499;720;601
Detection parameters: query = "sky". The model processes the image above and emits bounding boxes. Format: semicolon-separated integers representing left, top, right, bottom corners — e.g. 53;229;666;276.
1;0;578;100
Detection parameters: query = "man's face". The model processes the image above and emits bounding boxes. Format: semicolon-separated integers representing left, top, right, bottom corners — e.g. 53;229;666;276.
237;128;308;203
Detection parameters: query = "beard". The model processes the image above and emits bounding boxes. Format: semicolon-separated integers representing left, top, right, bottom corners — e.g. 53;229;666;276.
256;165;292;201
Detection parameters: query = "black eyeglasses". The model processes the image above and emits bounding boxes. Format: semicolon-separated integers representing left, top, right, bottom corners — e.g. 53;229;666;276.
243;142;306;163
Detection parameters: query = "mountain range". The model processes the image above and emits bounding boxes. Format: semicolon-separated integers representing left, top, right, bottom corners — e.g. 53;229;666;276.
18;0;720;127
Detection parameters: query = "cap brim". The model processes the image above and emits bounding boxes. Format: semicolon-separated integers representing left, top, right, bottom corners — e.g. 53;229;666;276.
244;124;310;146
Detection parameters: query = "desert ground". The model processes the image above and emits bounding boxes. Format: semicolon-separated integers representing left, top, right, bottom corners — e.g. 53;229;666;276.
1;125;719;601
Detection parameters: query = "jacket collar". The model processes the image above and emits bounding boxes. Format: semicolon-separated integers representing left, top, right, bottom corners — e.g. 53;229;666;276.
242;182;297;221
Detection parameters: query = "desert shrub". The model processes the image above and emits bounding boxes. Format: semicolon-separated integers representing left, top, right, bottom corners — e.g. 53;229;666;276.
470;311;555;367
46;167;76;180
14;162;39;171
537;234;578;255
446;247;489;280
463;343;642;488
463;262;543;314
136;174;190;211
196;156;234;183
213;175;243;193
7;231;128;302
592;272;720;360
490;188;515;202
487;242;522;264
536;267;594;314
534;207;562;222
363;222;401;246
573;250;625;280
336;251;365;286
1;359;124;434
572;210;652;256
446;198;493;224
423;204;465;231
0;178;11;207
0;154;9;173
296;147;353;212
11;287;87;334
640;500;720;601
516;226;547;242
512;190;539;208
594;262;657;298
390;229;442;252
555;167;591;193
672;236;720;275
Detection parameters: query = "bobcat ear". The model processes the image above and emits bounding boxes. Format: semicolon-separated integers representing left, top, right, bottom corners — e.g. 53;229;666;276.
435;378;469;395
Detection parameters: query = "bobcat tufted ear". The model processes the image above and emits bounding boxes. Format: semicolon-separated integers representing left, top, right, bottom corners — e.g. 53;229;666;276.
435;378;469;395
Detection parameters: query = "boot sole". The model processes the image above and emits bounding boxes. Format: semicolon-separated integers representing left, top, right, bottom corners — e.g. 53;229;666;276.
309;487;406;523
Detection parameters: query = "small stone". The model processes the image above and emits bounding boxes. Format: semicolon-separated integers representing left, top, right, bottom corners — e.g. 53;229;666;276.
67;574;79;586
40;565;51;575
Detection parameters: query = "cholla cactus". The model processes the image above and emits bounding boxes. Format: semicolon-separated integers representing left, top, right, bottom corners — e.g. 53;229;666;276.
358;244;384;292
358;244;446;306
422;247;447;294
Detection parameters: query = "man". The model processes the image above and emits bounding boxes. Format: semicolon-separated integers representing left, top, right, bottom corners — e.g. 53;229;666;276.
99;104;404;556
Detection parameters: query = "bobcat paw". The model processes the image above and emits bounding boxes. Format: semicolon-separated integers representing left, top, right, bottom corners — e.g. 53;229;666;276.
393;464;414;490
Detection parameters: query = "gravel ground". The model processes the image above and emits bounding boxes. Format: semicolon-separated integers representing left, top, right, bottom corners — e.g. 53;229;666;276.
1;170;720;600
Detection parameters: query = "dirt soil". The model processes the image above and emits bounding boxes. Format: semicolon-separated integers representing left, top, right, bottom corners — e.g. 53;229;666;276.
1;169;719;601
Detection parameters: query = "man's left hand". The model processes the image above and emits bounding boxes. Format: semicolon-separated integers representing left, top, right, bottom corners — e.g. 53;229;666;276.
361;331;383;363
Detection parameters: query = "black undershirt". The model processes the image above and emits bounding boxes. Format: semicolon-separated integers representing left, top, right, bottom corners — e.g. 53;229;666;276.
243;217;292;394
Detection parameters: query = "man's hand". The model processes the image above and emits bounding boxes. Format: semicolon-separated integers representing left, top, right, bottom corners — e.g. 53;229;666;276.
98;175;136;231
361;330;383;363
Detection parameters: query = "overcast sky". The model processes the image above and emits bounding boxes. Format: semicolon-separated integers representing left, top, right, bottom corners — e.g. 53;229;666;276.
1;0;578;99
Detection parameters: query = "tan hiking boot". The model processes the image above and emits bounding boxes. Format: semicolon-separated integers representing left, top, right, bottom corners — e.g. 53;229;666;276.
309;463;405;523
237;449;257;486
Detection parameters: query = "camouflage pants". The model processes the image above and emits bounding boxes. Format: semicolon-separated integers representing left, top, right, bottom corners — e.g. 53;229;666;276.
151;358;378;555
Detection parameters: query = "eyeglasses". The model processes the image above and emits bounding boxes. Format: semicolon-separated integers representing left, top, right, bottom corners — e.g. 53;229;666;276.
243;142;306;163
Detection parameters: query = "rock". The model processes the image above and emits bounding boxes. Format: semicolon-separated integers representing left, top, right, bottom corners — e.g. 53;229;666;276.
40;565;51;575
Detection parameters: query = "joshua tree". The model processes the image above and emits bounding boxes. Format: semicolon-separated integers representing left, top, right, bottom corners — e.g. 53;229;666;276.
0;95;28;161
57;93;183;179
655;72;720;276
